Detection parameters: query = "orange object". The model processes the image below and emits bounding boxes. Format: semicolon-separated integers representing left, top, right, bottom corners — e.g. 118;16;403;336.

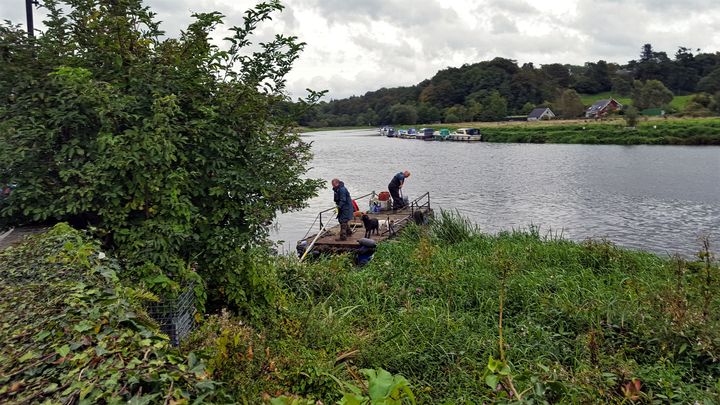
378;191;391;201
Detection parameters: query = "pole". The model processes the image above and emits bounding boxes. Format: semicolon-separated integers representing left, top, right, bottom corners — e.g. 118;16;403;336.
299;223;329;263
25;0;35;38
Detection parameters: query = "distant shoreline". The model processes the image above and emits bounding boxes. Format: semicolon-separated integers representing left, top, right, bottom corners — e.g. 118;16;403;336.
298;116;720;145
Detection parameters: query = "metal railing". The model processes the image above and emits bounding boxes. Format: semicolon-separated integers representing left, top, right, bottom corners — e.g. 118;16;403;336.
302;191;376;240
377;192;431;236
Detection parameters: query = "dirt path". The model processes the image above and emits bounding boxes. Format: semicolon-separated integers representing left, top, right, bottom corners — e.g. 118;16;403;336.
0;227;48;251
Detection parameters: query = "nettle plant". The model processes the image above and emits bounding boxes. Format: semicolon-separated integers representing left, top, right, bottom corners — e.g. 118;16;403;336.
0;0;323;314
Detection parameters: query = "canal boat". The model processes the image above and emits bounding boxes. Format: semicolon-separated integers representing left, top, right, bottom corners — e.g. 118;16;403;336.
448;128;482;142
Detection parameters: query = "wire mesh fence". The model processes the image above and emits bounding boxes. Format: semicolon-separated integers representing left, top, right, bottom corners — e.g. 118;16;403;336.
147;283;196;346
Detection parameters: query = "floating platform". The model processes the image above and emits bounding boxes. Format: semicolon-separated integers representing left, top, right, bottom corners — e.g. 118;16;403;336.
297;192;433;260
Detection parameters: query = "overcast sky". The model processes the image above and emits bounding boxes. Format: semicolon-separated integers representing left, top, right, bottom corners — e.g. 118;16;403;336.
4;0;720;99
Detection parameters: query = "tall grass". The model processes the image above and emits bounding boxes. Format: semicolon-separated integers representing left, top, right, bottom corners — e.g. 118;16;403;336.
190;214;720;403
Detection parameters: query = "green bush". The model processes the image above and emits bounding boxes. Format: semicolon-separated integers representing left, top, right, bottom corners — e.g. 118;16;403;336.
0;0;323;313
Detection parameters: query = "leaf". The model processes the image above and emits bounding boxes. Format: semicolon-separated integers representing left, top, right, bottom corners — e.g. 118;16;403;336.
74;320;94;332
485;374;499;389
19;350;38;362
57;345;71;357
366;368;394;400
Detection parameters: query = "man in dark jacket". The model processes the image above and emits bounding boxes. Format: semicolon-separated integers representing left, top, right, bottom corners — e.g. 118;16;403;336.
388;171;411;210
332;178;354;241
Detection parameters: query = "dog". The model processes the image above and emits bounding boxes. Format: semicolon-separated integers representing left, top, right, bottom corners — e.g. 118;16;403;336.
361;214;380;238
378;218;396;236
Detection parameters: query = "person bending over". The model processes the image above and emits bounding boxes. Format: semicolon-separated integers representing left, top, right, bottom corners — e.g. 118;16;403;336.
388;170;410;211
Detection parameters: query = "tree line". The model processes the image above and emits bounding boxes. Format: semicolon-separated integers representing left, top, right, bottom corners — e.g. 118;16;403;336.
299;44;720;127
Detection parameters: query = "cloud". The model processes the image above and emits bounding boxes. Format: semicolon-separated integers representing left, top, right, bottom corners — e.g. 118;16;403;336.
491;14;519;34
2;0;720;99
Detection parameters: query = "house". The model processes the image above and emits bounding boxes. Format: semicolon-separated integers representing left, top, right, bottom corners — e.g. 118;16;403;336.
527;107;555;121
585;99;622;118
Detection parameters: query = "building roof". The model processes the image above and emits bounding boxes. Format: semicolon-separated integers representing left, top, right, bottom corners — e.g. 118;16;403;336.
586;98;623;114
528;107;552;118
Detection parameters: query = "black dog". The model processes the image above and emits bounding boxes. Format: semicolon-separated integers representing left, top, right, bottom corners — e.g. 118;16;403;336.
361;214;380;238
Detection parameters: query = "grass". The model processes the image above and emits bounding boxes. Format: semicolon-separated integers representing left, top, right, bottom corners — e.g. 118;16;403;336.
579;92;695;111
579;92;632;106
670;94;695;110
7;219;719;403
185;213;720;403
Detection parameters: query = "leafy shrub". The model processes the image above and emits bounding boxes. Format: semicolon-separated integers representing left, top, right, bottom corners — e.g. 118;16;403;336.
0;224;220;403
0;0;323;313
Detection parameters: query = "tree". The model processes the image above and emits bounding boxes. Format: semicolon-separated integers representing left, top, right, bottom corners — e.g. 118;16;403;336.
611;75;634;96
557;89;585;118
573;60;612;94
541;63;571;88
389;104;418;124
697;67;720;94
0;0;323;314
417;103;442;124
477;91;508;121
624;106;639;127
632;80;674;110
520;102;536;115
443;105;469;123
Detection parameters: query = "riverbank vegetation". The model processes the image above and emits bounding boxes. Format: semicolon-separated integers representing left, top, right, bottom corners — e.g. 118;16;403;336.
355;117;720;145
3;215;718;403
442;117;720;145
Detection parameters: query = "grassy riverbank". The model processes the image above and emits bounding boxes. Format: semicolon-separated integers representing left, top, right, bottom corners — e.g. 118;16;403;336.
478;118;720;145
386;117;720;145
3;218;719;403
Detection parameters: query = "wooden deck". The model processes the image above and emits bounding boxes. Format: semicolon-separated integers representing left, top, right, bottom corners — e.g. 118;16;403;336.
298;205;433;255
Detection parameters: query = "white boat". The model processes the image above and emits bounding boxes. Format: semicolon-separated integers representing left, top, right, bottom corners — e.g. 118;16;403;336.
448;128;482;142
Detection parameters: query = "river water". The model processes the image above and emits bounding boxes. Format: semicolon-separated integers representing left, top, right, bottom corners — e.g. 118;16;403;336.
272;129;720;257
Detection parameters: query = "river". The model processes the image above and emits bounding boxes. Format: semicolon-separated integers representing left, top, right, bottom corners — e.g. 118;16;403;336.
272;129;720;257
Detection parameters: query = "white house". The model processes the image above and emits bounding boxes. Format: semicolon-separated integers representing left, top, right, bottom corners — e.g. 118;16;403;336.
527;107;555;121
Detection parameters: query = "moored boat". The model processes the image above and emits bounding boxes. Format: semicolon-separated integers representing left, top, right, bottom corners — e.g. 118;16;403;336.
448;128;482;142
418;127;435;141
433;128;451;141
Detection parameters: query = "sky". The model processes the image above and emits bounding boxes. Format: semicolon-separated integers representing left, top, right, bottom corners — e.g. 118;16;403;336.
3;0;720;100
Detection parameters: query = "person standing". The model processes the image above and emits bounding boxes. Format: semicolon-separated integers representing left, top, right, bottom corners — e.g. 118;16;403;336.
332;178;354;241
388;171;411;210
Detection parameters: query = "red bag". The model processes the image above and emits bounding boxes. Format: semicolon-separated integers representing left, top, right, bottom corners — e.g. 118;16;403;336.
378;191;391;201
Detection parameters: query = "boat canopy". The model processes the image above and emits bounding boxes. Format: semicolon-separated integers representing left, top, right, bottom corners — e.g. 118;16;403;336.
458;128;481;135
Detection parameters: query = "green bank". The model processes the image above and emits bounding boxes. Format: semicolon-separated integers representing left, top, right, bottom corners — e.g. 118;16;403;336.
3;216;718;403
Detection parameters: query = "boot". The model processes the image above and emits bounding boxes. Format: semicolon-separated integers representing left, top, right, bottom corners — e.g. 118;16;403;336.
336;223;348;241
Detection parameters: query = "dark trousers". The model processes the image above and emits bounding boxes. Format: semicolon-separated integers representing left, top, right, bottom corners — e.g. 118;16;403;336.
389;185;403;210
